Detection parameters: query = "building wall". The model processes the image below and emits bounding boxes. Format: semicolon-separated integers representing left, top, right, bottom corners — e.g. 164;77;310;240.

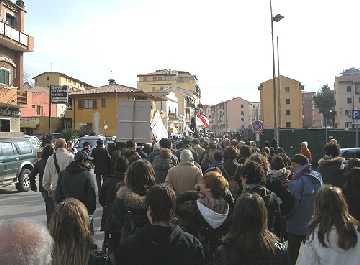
20;88;57;117
250;102;261;122
0;46;16;86
226;97;251;132
260;76;304;129
334;70;360;129
0;115;20;132
303;92;314;128
0;86;17;105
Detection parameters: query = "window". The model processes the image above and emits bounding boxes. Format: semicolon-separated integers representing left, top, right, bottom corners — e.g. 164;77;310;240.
241;118;244;122
286;122;291;128
160;87;164;91
32;105;35;108
68;98;73;110
46;76;50;81
6;13;16;28
0;69;10;85
286;98;290;104
347;86;352;92
286;110;291;115
101;97;106;108
0;142;15;156
345;110;349;116
241;111;244;116
347;98;352;104
0;119;10;132
79;99;97;109
241;104;244;108
285;87;290;92
36;106;43;116
15;141;33;155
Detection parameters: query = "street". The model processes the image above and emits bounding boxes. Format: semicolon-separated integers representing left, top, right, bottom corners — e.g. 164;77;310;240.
0;183;104;247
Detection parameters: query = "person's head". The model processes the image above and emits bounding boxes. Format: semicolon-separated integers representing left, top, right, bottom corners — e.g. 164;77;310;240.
300;141;308;151
82;142;91;150
55;138;67;150
126;140;136;150
329;138;338;145
225;193;278;254
96;139;104;147
180;149;194;163
198;170;229;199
323;142;340;158
248;153;270;176
270;155;285;171
239;145;252;159
74;151;93;168
0;221;53;265
242;160;266;185
113;155;129;179
145;185;176;224
309;185;359;250
125;159;156;196
49;198;92;265
159;138;172;149
213;151;223;162
42;144;54;160
192;138;200;145
224;146;238;161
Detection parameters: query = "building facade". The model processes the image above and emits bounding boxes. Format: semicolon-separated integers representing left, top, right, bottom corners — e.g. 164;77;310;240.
303;92;323;128
66;84;160;137
137;69;201;128
0;0;34;133
250;102;261;122
259;75;304;129
33;72;92;118
334;68;360;129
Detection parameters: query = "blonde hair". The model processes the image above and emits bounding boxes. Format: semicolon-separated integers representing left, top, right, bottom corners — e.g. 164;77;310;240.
49;198;92;265
203;171;229;199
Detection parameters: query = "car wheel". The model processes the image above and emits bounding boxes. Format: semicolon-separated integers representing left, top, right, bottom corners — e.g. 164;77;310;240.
17;168;31;192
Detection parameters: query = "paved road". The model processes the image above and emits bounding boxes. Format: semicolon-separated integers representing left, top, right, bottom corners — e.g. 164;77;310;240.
0;183;104;247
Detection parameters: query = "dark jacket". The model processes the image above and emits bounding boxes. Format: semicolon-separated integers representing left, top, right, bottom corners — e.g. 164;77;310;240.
318;156;345;187
152;148;178;183
108;186;149;252
91;146;111;175
214;240;288;265
176;191;233;264
55;161;97;214
99;174;124;231
115;224;206;265
222;159;238;181
344;188;360;221
148;149;160;163
29;158;48;192
244;184;282;236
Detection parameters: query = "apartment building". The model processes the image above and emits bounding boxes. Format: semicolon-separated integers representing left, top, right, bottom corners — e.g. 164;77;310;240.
259;75;304;129
0;0;34;132
303;92;323;128
33;72;93;117
334;68;360;129
137;69;201;129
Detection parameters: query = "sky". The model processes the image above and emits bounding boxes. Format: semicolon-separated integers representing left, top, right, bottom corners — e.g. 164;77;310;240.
23;0;360;105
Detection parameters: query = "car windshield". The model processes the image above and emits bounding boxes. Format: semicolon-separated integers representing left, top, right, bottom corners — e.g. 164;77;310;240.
77;139;103;149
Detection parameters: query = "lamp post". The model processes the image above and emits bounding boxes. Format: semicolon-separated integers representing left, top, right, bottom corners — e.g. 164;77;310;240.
325;109;333;144
270;0;284;144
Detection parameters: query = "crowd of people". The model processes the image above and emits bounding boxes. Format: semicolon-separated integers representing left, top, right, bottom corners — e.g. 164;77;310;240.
1;135;360;265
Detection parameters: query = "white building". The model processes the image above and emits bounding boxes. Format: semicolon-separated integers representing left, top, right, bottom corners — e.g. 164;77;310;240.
335;68;360;128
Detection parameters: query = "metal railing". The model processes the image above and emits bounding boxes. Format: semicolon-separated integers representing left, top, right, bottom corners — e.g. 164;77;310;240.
0;21;29;47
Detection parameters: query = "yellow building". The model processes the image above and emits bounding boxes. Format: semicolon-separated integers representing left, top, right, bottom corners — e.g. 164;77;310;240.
66;84;161;138
259;75;304;129
137;69;201;127
33;72;93;117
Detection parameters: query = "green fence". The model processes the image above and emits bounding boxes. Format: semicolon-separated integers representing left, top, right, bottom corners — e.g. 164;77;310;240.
260;128;359;165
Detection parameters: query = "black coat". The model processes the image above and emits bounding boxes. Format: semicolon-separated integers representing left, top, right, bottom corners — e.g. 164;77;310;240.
29;158;48;192
214;240;288;265
56;162;97;214
99;174;123;231
91;146;111;175
318;156;345;187
115;224;206;265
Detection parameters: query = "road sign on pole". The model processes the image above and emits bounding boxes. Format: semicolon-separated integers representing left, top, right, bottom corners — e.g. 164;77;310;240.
353;110;360;120
252;120;264;134
51;85;69;104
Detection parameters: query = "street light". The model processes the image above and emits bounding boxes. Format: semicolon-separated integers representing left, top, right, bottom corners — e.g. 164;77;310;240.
270;0;284;145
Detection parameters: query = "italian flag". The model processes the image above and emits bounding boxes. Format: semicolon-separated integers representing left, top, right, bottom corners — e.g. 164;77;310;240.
196;112;209;128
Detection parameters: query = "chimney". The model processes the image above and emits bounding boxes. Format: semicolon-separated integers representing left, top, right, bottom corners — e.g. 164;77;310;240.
16;0;25;8
108;79;116;85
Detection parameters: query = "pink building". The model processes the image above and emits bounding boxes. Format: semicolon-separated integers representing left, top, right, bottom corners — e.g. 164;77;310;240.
20;87;57;117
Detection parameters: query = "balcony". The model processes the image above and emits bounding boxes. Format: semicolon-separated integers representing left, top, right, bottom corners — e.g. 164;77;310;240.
0;21;34;52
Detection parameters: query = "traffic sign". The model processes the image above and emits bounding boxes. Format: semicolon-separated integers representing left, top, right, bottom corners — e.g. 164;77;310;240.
353;110;360;120
252;120;264;133
51;85;69;104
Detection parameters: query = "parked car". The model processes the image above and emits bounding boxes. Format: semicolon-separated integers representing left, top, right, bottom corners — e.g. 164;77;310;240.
340;148;360;159
74;135;107;152
0;138;37;191
24;135;41;150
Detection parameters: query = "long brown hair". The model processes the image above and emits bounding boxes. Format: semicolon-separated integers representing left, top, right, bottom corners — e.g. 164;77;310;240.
49;198;93;265
224;193;278;256
308;185;359;250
